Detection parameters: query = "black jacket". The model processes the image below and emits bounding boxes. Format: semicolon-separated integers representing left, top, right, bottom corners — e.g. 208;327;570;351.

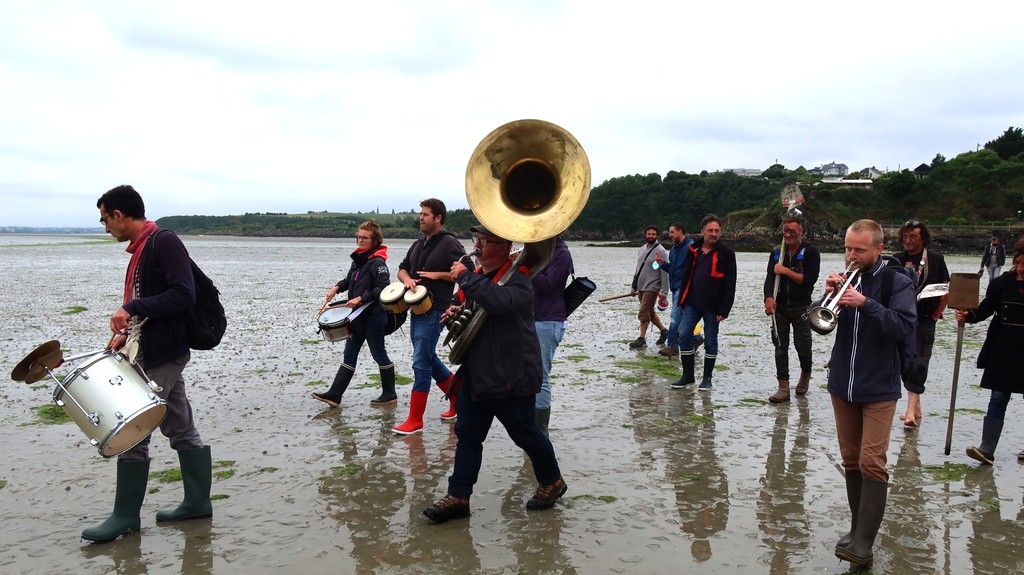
762;241;821;308
677;239;737;318
965;272;1024;392
336;246;391;315
399;231;465;310
454;265;542;401
894;248;950;321
126;231;195;369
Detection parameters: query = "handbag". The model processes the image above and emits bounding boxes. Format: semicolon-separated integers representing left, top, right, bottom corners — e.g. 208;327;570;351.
563;275;596;317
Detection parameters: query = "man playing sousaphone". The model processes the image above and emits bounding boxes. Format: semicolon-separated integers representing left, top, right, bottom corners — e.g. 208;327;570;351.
393;198;467;434
423;224;566;523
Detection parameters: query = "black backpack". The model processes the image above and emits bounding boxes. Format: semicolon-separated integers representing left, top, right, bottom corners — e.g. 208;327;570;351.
154;230;227;350
880;256;917;381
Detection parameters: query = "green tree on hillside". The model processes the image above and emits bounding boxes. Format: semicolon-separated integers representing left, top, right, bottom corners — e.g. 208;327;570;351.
985;126;1024;161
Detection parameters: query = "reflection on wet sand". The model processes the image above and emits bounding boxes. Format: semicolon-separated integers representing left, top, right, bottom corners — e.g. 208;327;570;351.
757;400;811;573
6;239;1024;573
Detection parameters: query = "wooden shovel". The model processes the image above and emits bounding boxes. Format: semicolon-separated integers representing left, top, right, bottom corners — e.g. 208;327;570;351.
944;272;981;456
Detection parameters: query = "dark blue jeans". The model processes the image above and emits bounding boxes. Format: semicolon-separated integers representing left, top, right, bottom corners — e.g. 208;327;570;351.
343;310;391;367
447;389;561;499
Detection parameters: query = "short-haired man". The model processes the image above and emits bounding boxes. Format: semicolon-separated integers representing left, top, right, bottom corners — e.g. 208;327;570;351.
629;225;669;348
765;216;820;403
657;223;694;358
671;215;737;391
828;219;917;569
84;185;213;543
893;220;949;427
394;198;466;434
981;236;1006;282
423;224;566;524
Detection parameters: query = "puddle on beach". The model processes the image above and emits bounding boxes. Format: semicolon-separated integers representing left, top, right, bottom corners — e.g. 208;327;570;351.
1;235;1022;574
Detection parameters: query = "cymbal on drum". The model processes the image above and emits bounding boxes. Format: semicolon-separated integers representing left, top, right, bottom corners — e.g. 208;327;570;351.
11;340;63;383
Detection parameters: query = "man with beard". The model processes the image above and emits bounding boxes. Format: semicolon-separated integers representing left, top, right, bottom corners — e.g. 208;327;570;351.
764;216;820;403
893;220;949;428
628;225;669;348
83;185;213;543
671;215;737;391
657;223;694;358
393;198;466;435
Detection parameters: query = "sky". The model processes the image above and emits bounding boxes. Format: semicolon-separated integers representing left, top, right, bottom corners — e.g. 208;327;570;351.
2;1;1022;228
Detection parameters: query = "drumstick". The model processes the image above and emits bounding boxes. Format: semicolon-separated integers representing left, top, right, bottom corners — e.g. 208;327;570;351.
598;292;635;302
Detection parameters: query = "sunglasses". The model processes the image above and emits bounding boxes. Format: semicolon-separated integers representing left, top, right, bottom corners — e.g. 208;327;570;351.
903;220;922;228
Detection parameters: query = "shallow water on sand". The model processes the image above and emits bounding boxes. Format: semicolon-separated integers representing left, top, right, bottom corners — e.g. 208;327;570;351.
1;235;1022;574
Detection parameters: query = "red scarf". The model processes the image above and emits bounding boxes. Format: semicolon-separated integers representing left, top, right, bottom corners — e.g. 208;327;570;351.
123;221;159;305
456;257;530;303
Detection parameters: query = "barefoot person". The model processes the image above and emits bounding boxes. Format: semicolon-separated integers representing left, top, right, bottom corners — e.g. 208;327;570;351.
423;224;566;523
893;220;949;427
311;220;398;408
84;185;213;543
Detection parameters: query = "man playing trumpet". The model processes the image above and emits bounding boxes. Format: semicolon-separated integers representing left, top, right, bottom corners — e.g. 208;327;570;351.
825;219;917;569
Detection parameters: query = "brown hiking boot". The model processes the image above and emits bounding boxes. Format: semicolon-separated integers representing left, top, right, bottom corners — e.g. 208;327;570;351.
423;494;470;524
769;380;790;403
658;347;678;358
795;372;811;395
527;478;567;510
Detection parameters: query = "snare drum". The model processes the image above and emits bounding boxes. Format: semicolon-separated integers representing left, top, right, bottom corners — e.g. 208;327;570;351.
403;285;434;315
380;281;408;314
317;304;353;342
53;350;167;458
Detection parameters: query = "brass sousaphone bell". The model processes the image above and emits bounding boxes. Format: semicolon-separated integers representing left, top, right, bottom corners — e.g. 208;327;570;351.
445;119;591;364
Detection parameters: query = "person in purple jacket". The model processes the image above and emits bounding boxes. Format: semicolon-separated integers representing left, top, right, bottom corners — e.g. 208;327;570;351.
531;236;573;436
84;185;212;543
827;219;917;569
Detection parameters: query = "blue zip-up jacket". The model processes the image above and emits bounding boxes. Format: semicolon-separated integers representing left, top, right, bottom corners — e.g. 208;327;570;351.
826;257;917;403
667;237;694;295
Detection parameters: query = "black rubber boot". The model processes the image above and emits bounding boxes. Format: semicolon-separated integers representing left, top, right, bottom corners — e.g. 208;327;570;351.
371;364;398;406
671;353;696;389
156;446;213;522
967;416;1004;465
82;459;150;542
312;363;354;407
699;356;717;391
536;408;551;437
835;478;887;568
835;469;862;552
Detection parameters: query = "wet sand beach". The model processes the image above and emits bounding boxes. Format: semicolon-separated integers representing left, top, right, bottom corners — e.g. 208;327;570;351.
1;235;1022;574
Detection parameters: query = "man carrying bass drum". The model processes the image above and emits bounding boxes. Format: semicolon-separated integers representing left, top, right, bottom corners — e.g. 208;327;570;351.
311;219;399;408
393;198;467;435
84;185;213;543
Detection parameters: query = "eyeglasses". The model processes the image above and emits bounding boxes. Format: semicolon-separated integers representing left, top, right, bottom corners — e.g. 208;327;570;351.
904;220;922;228
355;235;372;241
474;237;507;247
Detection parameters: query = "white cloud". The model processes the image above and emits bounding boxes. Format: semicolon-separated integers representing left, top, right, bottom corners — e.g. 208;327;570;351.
2;0;1022;226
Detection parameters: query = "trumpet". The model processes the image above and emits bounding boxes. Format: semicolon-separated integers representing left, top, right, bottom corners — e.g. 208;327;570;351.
805;263;860;335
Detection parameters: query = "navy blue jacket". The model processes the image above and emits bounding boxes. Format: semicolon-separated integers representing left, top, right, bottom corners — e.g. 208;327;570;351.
455;265;542;401
126;231;196;369
826;257;917;403
667;237;694;294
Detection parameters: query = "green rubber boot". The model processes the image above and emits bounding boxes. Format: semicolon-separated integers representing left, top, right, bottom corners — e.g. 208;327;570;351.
536;407;551;438
82;459;150;543
156;446;213;522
